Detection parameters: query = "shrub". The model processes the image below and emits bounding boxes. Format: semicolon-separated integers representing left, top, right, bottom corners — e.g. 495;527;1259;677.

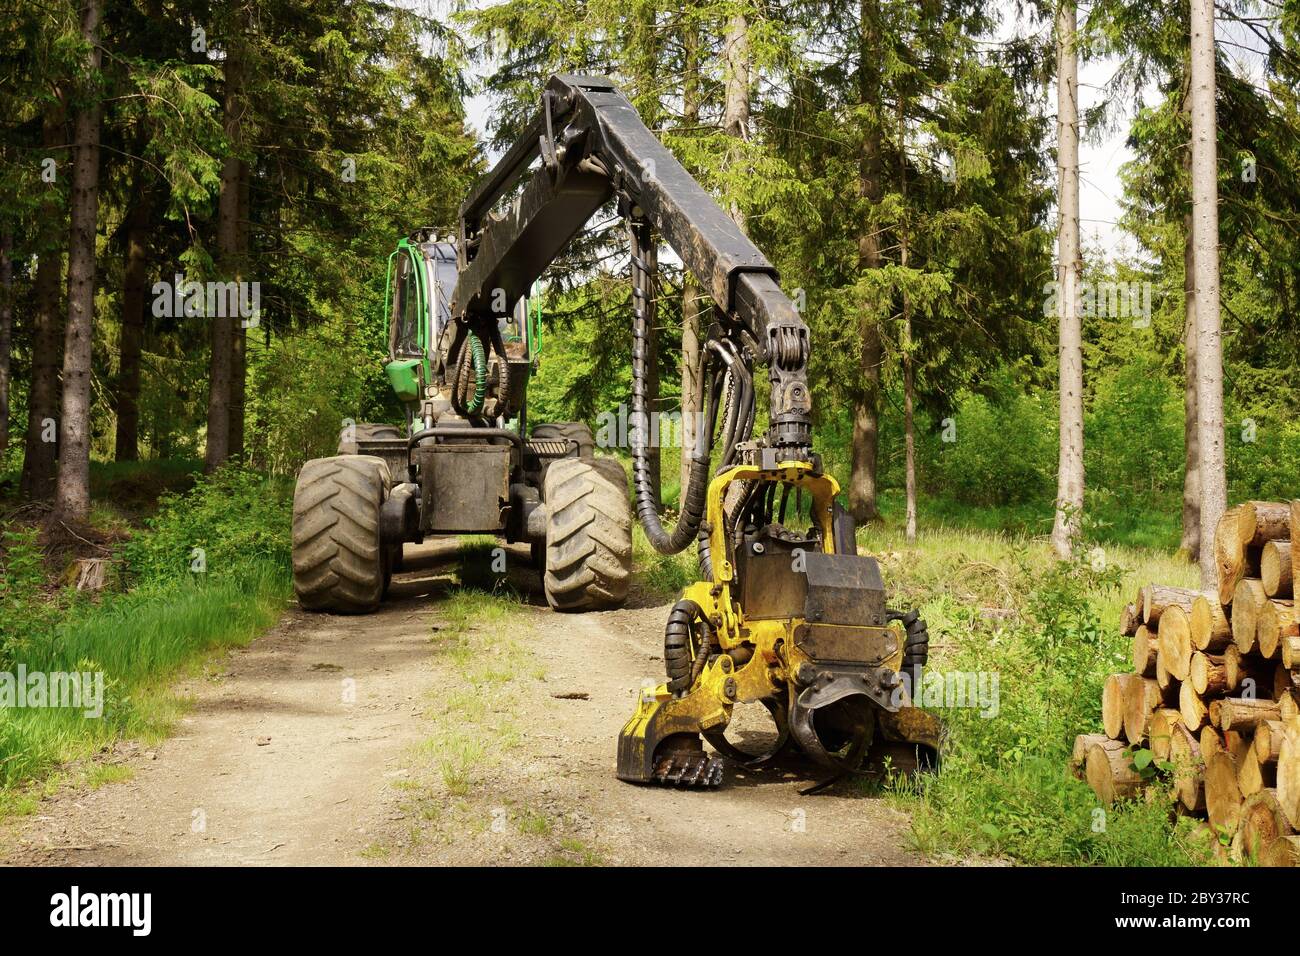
120;465;292;586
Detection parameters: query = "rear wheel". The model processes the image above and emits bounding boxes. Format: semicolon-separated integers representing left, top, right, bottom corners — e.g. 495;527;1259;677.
337;422;403;456
533;421;596;458
292;455;390;614
542;457;632;610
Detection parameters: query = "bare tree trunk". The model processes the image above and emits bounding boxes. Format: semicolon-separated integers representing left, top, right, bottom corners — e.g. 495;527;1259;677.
54;0;104;523
722;9;750;232
229;158;251;461
1181;212;1200;557
115;181;150;461
899;94;916;544
20;108;66;500
1190;0;1226;588
0;231;12;454
902;281;916;544
850;0;883;525
679;12;702;497
206;30;245;472
1051;0;1085;559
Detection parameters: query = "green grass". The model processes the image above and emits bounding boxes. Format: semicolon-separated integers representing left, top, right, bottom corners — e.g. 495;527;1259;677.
853;516;1210;866
0;561;288;801
872;488;1184;553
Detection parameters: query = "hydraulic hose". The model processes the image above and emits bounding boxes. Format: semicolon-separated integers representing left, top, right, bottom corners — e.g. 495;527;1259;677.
452;330;488;416
487;321;512;419
629;217;716;555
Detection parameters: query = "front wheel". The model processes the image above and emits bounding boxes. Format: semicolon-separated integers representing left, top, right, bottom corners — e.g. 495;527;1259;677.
292;455;390;614
542;457;632;611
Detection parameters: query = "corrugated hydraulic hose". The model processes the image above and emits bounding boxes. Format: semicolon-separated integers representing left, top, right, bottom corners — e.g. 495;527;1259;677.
453;331;488;415
629;217;716;556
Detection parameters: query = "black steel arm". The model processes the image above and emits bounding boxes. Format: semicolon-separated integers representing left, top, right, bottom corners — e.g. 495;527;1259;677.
452;73;812;455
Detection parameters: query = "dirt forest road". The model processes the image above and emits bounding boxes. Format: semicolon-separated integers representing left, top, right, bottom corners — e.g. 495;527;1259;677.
3;540;930;867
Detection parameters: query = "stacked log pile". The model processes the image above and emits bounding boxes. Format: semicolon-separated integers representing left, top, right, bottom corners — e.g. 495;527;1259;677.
1074;500;1300;866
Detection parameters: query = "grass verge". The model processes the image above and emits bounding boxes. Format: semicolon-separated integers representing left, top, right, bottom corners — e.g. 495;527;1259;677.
857;520;1212;865
0;561;288;816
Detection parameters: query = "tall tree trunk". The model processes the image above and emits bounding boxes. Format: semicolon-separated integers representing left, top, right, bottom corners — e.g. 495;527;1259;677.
722;9;750;232
899;99;916;545
0;231;12;454
679;8;702;497
206;30;245;472
54;0;104;523
115;181;151;462
1190;0;1225;587
1181;212;1200;557
229;158;251;461
1051;0;1085;558
850;0;883;525
1179;77;1199;559
20;108;66;500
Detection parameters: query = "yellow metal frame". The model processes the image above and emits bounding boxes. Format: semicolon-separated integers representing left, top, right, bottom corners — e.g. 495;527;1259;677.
619;461;904;767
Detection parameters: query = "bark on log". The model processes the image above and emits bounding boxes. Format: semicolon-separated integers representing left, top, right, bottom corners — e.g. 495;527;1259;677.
1232;578;1267;653
1159;605;1193;681
1292;501;1300;597
1205;750;1245;836
1188;651;1227;696
1220;697;1283;733
1086;742;1143;805
1072;733;1122;776
1190;594;1232;652
1240;501;1292;547
1142;585;1199;624
1120;603;1140;637
1262;540;1293;599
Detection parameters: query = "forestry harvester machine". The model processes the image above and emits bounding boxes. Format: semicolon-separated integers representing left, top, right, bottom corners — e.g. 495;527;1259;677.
290;74;941;788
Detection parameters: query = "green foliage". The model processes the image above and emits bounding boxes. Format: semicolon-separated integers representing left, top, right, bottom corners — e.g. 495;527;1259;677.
244;313;393;476
0;563;286;791
0;525;60;667
922;380;1057;508
120;465;291;585
0;463;292;796
896;547;1201;865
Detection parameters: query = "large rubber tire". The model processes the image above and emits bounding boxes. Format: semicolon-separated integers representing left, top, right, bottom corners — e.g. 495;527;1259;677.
292;455;390;614
542;457;632;611
337;422;403;456
532;421;596;458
